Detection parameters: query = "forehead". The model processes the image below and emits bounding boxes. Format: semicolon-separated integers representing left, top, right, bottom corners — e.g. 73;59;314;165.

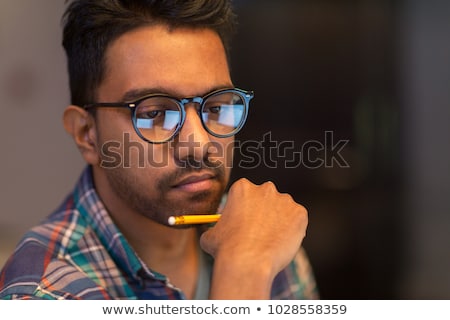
98;25;232;101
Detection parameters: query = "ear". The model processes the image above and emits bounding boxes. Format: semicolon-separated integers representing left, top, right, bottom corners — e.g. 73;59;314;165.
63;105;100;165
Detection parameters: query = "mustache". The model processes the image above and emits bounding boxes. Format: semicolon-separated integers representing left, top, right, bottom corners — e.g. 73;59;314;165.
157;156;225;190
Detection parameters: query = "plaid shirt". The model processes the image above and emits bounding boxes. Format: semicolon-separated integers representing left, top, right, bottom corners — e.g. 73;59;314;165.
0;166;319;300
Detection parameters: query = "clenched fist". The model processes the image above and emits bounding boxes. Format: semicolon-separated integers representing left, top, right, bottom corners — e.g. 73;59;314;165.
200;178;308;299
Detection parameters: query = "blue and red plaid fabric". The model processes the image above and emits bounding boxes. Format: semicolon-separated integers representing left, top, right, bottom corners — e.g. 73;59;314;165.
0;166;318;300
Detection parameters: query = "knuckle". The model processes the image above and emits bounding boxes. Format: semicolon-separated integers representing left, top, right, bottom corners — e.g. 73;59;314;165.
261;180;278;193
297;204;308;219
229;177;253;194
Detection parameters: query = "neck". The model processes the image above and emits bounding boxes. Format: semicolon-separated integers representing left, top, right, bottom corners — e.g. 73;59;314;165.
128;221;198;269
92;167;199;270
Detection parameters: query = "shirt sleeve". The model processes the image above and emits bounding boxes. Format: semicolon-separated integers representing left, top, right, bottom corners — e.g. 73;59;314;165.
270;247;320;299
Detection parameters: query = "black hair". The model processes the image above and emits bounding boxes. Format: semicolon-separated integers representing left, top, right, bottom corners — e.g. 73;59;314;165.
62;0;237;106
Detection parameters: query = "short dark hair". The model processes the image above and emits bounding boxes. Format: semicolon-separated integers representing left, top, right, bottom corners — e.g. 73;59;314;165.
62;0;237;106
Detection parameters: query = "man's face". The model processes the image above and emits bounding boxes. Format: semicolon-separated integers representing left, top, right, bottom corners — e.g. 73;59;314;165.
93;25;234;226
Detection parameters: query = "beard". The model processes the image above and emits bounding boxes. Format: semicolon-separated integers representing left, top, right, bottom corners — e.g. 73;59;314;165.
104;156;228;227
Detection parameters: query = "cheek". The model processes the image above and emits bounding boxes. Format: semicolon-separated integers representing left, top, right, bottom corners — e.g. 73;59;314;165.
96;110;150;167
145;142;174;169
96;110;135;143
119;139;174;170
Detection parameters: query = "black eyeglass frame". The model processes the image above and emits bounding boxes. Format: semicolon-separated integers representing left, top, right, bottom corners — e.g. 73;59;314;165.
84;88;254;144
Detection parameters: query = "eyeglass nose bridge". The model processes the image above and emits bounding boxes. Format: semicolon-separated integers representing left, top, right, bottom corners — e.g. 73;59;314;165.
179;96;204;113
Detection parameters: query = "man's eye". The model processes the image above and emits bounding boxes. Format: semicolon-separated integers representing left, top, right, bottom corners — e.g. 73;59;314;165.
207;106;221;114
139;110;162;119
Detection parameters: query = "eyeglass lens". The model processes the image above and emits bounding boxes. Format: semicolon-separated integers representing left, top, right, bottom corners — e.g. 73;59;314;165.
134;91;247;142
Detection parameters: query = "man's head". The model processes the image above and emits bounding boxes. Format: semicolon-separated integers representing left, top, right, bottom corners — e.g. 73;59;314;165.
62;0;237;106
61;0;250;227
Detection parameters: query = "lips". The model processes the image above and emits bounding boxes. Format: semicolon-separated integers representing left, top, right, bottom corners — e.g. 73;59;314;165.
173;173;215;187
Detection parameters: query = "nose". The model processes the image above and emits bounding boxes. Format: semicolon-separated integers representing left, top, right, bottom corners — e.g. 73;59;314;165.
173;105;211;163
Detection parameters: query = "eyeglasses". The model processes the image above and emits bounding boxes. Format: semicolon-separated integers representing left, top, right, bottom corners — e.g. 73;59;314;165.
84;88;254;144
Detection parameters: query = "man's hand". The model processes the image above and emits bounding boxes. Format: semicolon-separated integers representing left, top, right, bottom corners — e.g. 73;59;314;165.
200;178;308;299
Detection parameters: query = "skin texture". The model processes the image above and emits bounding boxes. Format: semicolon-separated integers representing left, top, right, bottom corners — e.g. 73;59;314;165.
63;25;308;299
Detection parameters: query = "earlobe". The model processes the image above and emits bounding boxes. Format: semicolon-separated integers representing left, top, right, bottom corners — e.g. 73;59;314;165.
63;105;100;165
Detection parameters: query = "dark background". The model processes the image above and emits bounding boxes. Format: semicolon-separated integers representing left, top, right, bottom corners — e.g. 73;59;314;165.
228;0;450;299
0;0;448;300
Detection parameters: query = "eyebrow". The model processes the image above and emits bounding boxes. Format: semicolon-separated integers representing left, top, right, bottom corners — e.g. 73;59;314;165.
121;84;234;102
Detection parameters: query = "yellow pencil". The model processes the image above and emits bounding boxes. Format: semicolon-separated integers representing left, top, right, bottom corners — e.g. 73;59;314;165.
168;214;221;225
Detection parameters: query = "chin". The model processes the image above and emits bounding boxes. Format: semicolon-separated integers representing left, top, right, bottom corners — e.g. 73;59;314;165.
177;192;222;214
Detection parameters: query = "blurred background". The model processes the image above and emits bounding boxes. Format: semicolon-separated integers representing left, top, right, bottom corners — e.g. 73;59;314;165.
1;0;449;299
